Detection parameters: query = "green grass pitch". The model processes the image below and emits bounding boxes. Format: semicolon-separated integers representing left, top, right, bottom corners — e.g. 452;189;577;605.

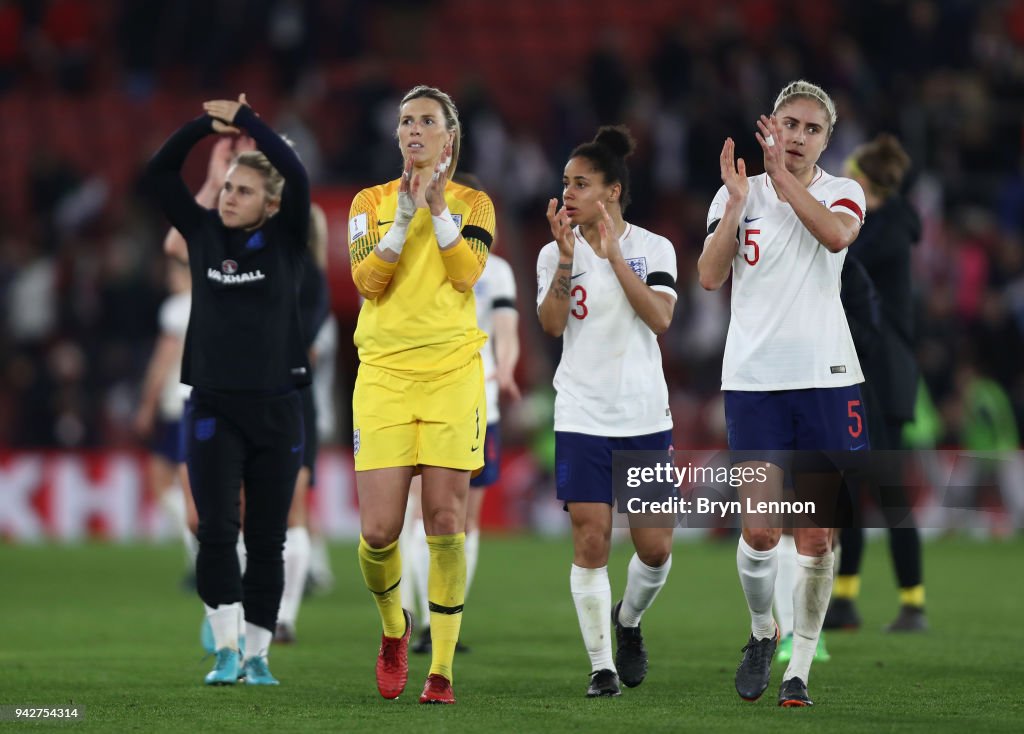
1;535;1021;732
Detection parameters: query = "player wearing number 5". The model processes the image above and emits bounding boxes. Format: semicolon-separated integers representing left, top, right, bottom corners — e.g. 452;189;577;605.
537;126;677;699
698;80;867;708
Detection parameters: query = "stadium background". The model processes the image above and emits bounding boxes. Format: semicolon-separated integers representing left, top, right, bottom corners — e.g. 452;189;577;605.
1;3;1023;731
2;0;1023;540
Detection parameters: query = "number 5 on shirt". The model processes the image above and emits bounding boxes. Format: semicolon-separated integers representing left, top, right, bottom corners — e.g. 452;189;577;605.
743;229;760;266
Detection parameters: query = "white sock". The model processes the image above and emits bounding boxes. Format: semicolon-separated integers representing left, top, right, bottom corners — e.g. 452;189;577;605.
774;535;797;638
308;533;334;589
277;526;310;627
183;528;198;570
409;521;430;626
205;602;241;652
245;622;273;661
619;553;672;627
784;552;834;684
160;488;186;533
465;529;480;599
737;536;778;640
570;564;615;673
236;533;247;576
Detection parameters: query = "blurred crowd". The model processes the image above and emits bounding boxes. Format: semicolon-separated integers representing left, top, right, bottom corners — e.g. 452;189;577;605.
2;0;1024;453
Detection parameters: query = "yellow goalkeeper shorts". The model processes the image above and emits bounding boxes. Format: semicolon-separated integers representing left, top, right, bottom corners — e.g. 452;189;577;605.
352;355;486;473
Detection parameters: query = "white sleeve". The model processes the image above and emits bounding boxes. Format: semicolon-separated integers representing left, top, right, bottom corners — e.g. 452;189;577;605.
706;184;732;233
646;235;678;298
535;242;559;311
829;178;867;224
491;255;517;309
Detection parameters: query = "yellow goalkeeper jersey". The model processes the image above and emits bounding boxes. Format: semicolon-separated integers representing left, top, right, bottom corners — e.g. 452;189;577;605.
348;178;494;379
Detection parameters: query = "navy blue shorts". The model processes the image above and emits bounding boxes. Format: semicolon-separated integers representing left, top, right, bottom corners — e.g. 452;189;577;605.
725;386;869;471
556;429;673;506
470;422;501;488
152;418;185;464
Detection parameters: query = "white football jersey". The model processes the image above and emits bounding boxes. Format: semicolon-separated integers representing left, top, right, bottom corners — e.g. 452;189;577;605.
706;168;866;390
537;223;676;436
474;254;517;422
157;291;191;420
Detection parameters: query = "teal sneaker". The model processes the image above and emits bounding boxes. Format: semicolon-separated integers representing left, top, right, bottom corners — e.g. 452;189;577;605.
204;648;240;685
243;656;280;685
776;633;793;664
814;633;831;662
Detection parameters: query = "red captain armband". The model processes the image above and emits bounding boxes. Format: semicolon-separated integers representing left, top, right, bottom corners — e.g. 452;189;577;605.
831;198;864;223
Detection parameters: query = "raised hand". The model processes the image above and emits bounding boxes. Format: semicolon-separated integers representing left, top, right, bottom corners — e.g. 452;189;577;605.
596;201;623;262
203;93;250;133
233;134;256;155
395;158;417;226
720;137;749;204
756;114;786;179
206;137;235;188
546;198;574;260
424;142;452;215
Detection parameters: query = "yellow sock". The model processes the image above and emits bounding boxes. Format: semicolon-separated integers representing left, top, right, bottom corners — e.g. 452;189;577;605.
833;574;861;600
426;532;466;682
899;585;925;608
357;535;406;637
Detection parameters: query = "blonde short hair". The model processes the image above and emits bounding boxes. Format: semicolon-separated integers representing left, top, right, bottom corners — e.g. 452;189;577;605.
233;151;284;201
773;80;837;137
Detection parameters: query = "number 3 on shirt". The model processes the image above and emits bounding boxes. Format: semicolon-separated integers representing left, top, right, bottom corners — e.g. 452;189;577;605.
743;229;760;266
571;285;588;319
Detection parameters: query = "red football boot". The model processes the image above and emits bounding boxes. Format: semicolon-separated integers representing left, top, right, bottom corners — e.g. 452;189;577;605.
376;609;412;699
419;673;455;704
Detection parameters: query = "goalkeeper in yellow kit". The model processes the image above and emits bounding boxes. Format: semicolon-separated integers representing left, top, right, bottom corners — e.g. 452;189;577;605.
348;85;494;705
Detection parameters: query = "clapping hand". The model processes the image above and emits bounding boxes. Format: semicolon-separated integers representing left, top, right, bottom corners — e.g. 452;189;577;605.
203;93;250;135
720;137;749;204
424;142;453;216
395;158;417;226
546;199;574;260
596;201;622;263
756;114;786;180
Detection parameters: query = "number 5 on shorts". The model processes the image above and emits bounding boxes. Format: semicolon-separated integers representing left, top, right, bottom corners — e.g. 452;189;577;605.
847;400;862;438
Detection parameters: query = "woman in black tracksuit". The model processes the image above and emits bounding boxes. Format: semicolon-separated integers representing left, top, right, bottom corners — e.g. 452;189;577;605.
145;94;311;685
830;133;927;633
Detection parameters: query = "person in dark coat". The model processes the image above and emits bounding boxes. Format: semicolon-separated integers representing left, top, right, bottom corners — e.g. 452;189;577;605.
829;133;928;633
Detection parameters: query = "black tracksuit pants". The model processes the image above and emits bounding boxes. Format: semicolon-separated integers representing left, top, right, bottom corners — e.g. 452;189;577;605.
185;387;303;631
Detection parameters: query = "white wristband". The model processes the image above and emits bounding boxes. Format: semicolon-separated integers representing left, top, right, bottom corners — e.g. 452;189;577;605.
432;207;461;249
378;221;409;256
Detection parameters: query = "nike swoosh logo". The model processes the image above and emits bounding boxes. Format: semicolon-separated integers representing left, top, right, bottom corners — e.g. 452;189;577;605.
743;216;762;223
377;219;394;226
570;272;586;280
850;443;866;451
471;445;480;452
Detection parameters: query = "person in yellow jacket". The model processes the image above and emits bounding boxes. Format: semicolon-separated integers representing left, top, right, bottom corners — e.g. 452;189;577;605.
347;85;494;705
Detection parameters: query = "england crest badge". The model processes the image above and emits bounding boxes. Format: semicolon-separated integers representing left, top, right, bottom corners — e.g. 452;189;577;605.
625;256;648;280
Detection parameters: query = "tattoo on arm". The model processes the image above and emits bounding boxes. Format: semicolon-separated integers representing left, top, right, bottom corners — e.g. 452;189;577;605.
555;274;570;298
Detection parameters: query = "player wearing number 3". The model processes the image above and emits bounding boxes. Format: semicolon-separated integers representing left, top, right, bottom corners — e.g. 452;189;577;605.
537;126;677;699
698;80;867;707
